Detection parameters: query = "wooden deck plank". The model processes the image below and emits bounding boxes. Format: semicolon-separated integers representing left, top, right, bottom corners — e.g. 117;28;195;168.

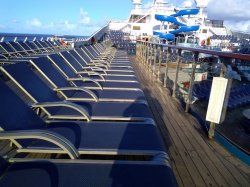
144;89;192;187
134;63;208;186
132;56;250;187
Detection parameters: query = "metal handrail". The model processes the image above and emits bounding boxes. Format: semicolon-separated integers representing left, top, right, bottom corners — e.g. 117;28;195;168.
137;40;250;61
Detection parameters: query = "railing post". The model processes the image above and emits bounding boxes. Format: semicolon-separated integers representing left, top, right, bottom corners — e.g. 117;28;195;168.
208;57;230;139
158;45;163;81
145;42;150;66
152;44;157;74
185;52;199;112
148;43;153;69
172;49;182;98
163;47;170;87
142;42;147;64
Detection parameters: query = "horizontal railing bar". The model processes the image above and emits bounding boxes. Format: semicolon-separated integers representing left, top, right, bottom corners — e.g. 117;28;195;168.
138;40;250;61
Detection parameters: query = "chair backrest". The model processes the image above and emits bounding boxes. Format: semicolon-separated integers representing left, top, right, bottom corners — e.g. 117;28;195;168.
18;42;33;51
0;42;15;53
8;41;23;52
75;48;92;64
0;63;60;104
30;57;75;97
0;79;44;131
85;45;99;57
82;46;95;59
60;51;86;70
0;156;8;175
48;54;78;79
8;42;28;56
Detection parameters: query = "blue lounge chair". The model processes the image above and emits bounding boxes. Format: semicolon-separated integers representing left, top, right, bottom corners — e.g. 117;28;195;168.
0;157;178;187
0;63;153;122
29;57;147;103
0;42;22;58
47;54;142;91
66;49;135;76
82;45;132;68
0;79;166;156
51;52;137;82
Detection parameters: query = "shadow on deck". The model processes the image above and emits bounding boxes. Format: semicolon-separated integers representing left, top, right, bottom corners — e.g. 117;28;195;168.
131;55;250;187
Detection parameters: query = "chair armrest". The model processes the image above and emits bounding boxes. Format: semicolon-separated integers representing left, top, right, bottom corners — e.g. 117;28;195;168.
67;77;103;90
81;67;107;75
0;130;79;159
54;86;98;101
76;71;105;81
32;101;91;121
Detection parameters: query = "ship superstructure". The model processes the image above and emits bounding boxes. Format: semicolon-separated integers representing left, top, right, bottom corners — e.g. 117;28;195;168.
109;0;237;48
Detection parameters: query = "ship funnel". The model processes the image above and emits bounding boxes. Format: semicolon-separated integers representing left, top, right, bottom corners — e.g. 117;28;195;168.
132;0;142;9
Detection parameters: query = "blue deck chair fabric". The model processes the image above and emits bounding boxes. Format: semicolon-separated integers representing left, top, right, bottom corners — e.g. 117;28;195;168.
18;42;37;54
56;52;137;82
8;41;30;56
48;54;142;90
0;158;178;187
0;79;165;154
0;42;22;57
30;57;147;103
26;41;46;53
63;50;135;77
0;63;152;122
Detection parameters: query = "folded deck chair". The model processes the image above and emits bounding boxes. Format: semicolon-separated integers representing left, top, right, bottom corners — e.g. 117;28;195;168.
0;157;178;187
47;54;142;91
0;79;165;157
29;57;147;103
66;49;135;75
0;63;153;122
49;53;137;83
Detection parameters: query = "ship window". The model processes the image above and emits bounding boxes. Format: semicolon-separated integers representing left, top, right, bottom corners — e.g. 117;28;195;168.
169;25;175;29
129;15;144;22
133;26;141;30
202;29;208;33
138;16;146;23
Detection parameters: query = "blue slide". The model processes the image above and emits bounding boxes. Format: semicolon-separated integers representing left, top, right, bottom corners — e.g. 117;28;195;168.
154;9;200;39
153;31;174;40
170;8;199;17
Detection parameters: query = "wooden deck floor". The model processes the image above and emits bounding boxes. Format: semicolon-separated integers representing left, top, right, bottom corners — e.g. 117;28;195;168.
131;56;250;187
0;53;249;187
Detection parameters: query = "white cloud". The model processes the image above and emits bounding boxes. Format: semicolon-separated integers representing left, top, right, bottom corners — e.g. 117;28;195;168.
26;18;42;27
207;0;250;21
182;1;193;8
207;0;250;32
143;1;152;9
79;8;90;24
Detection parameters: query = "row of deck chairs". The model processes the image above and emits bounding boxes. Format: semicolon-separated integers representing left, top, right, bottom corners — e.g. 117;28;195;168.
0;41;178;186
0;39;67;59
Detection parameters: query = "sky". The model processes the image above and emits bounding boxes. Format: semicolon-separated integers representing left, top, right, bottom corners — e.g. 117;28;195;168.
0;0;249;36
